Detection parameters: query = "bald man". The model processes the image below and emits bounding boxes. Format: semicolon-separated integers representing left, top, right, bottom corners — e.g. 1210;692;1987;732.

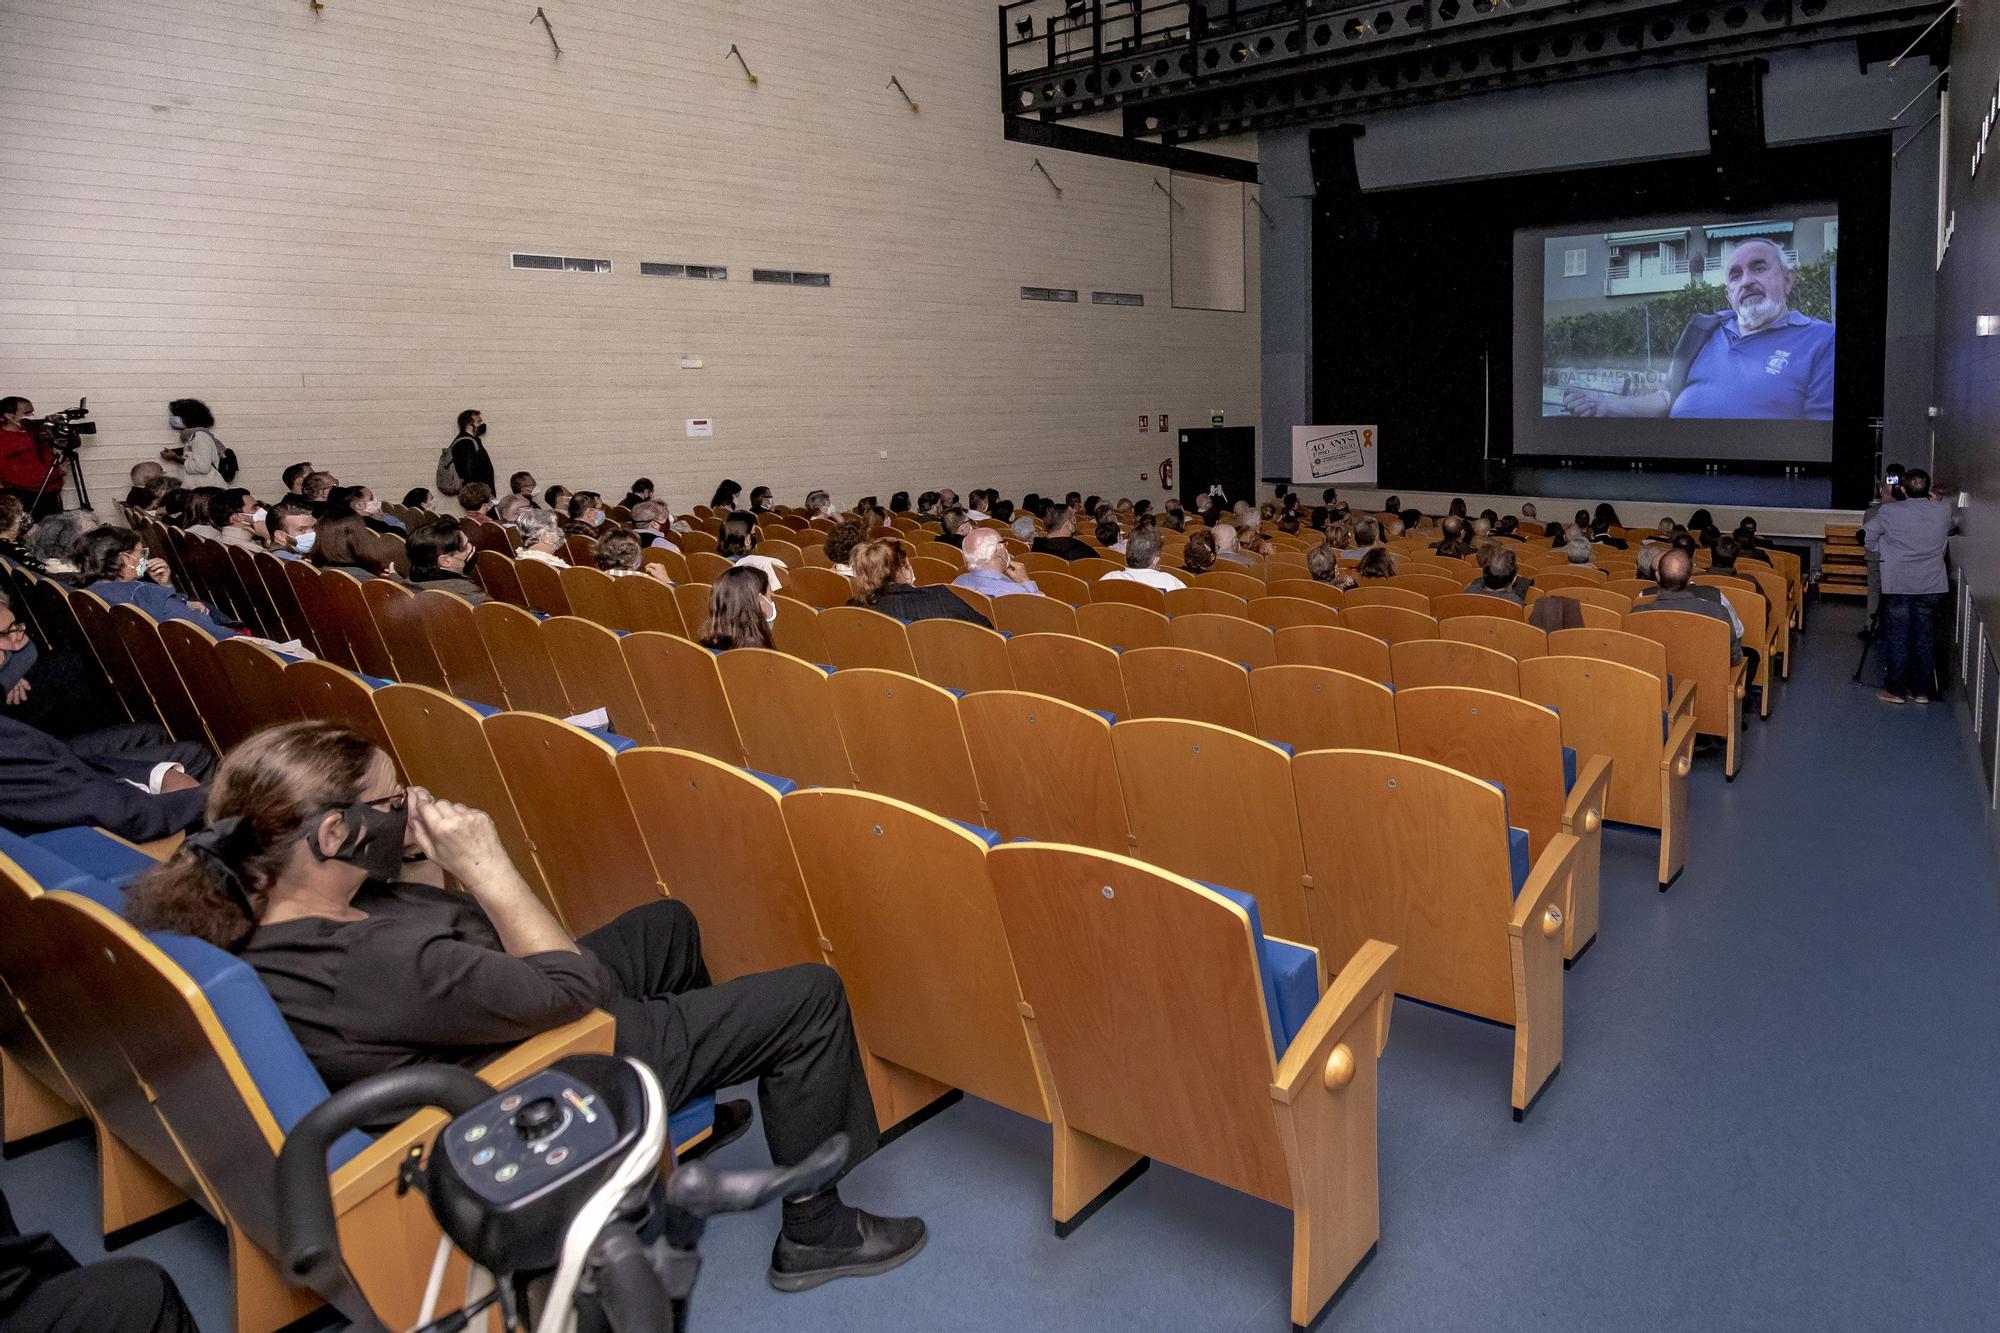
1630;548;1750;670
1563;238;1834;421
953;528;1041;599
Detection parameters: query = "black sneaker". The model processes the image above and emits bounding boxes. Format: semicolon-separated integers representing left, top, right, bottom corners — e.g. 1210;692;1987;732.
676;1099;752;1162
768;1211;928;1292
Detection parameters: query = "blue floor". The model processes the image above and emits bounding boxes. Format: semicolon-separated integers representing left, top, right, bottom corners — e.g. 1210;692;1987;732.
6;603;1997;1331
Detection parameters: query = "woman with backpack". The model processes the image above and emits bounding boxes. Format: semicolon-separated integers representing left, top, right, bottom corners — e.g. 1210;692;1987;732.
160;398;235;485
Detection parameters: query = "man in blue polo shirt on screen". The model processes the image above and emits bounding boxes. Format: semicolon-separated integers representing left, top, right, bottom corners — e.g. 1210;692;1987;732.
1562;238;1835;421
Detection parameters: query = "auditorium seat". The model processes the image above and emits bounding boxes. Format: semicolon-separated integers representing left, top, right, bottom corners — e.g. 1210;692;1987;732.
1432;592;1524;622
1344;586;1430;615
541;615;657;744
907;618;1014;694
374;682;560;919
768;595;830;662
318;567;400;678
1250;664;1400;753
1005;631;1130;718
1088;579;1168;615
1275;623;1393;681
1075;601;1171;651
1703;583;1779;716
153;620;251;751
1068;557;1121;582
1440;614;1548;660
514;557;572;616
1119;645;1258;734
1384;573;1460;602
1166;612;1278;669
790;567;856;610
1393;686;1612;962
1247;594;1341;630
107;603;212;749
613;748;824;980
1627;610;1746;778
225;545;285;641
608;570;690;637
959;691;1131;852
472;549;529;607
1193;569;1263;599
828;668;985;825
282;562;355;671
1164;586;1247;618
214;636;307;735
1032;569;1091;605
1535;570;1609;590
985;842;1398;1329
557;564;625;628
911;557;959;587
1390;637;1521;694
283;660;402;776
783;790;1044;1131
1341;603;1439;645
1292;749;1580;1116
474;600;573;717
819;606;920;674
713;648;856;790
411;588;509;709
1111;718;1319;967
252;552;320;652
1267;578;1345;608
482;712;666;934
615;632;747;765
66;588;161;728
1521;656;1696;889
363;578;451;690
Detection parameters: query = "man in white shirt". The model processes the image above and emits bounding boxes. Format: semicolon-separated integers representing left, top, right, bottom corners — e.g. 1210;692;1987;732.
1098;528;1185;591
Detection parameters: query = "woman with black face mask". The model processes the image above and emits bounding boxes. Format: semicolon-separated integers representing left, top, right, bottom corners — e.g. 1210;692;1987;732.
124;722;927;1287
449;407;496;493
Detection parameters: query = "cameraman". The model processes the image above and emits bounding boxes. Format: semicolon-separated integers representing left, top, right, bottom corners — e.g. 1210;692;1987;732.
0;397;65;520
1863;467;1955;705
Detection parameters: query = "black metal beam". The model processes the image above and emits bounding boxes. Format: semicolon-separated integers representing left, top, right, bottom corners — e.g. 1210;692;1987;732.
1002;116;1260;182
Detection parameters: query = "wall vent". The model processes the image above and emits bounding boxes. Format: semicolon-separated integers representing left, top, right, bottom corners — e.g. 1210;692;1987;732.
1021;287;1079;302
512;253;609;272
753;269;832;286
1091;291;1145;306
643;263;728;280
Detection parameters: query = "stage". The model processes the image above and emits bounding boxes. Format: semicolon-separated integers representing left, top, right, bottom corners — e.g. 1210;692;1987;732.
1485;464;1833;510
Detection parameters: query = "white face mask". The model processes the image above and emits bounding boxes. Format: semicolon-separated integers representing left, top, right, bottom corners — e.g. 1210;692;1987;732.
252;506;268;525
762;597;778;626
292;530;318;554
168;415;185;431
361;498;382;515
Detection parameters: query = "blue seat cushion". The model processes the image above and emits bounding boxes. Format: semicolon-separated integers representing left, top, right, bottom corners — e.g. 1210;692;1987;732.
1196;881;1319;1056
670;1093;716;1161
147;932;375;1171
588;726;636;753
744;769;797;796
2;829;122;898
1562;746;1577;792
26;828;160;888
357;672;395;689
465;700;503;718
1508;828;1531;897
951;821;1002;847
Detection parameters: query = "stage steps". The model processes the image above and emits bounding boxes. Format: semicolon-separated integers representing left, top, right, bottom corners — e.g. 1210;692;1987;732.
1821;524;1867;599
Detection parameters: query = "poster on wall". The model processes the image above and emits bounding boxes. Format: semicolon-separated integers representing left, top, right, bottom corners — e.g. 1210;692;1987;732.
1291;424;1379;486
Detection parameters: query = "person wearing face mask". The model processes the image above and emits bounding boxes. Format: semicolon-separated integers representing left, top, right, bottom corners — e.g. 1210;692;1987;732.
514;508;570;568
0;396;66;520
266;500;320;561
125;722;927;1288
185;487;262;548
403;517;489;604
564;491;607;533
449;408;496;493
74;527;234;638
698;566;777;651
158;398;227;483
326;484;401;535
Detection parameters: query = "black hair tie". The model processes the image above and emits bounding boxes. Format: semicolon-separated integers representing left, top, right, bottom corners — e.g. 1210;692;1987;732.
181;815;256;912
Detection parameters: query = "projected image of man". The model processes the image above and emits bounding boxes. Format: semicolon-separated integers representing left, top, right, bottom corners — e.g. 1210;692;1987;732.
1562;240;1834;421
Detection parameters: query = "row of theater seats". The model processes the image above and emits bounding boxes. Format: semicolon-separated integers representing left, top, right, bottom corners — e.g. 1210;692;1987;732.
3;585;1412;1332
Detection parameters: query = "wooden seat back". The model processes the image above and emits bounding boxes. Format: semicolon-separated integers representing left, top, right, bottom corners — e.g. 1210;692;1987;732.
958;692;1131;852
1075;601;1171;651
284;660;401;775
788;567;855;610
609;572;689;637
482;713;664;935
254;553;320;653
540;616;656;744
514;558;571;616
225;544;286;640
828;669;984;825
1032;569;1091;605
1521;657;1684;833
613;748;823;980
1119;646;1257;734
318;569;399;678
1247;595;1340;630
1266;579;1344;608
907;618;1014;694
767;596;829;663
1341;603;1439;645
818;606;919;674
107;604;211;747
1274;624;1392;681
1193;569;1264;599
713;649;855;789
1546;628;1669;704
66;589;160;727
363;578;449;690
1390;638;1520;694
412;589;508;708
783;790;1048;1124
1112;719;1316;949
1384;573;1460;601
1068;557;1122;582
1344;585;1430;615
1164;587;1247;618
213;636;307;735
1394;686;1567;856
1431;592;1523;622
557;565;625;628
376;683;556;918
1439;614;1547;660
987;594;1081;639
619;632;746;765
911;557;958;587
157;621;255;751
1088;577;1167;613
473;550;529;607
285;562;355;670
1005;632;1130;717
1167;613;1277;668
1250;664;1399;753
473;601;572;717
1626;609;1737;740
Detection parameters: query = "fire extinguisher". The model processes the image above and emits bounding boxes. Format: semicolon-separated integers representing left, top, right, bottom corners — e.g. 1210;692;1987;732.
1159;458;1174;491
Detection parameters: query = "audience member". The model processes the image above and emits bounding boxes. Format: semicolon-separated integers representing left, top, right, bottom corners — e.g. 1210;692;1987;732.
592;530;670;586
1306;542;1357;590
821;519;864;576
449;408;496;492
0;1188;198;1333
75;528;232;637
1564;535;1597;567
515;509;570;568
566;492;607;533
954;528;1040;599
123;460;166;509
1635;545;1662;582
124;723;925;1289
1010;513;1037;543
493;493;531;526
1864;467;1954;704
619;477;654;510
509;471;541;508
23;511;95;582
455;481;494;518
186;488;261;548
311;515;402;582
544;484;572;515
265;499;318;560
629;500;680;551
720;512;788;592
1433;515;1473;558
1031;506;1095;561
1212;524;1256;567
749;485;776;513
404;518;489;604
0;396;64;519
159;399;225;484
1466;546;1526;604
1632;548;1748;668
699;567;776;651
935;507;973;550
402;486;435;511
1095;515;1127;555
848;540;990;625
710;479;743;510
281;461;314;497
1356;547;1399;580
1101;528;1185;591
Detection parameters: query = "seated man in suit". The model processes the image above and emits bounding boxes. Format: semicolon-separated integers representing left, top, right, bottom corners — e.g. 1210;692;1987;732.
1632;548;1754;676
1464;546;1529;605
0;714;209;839
1030;505;1096;562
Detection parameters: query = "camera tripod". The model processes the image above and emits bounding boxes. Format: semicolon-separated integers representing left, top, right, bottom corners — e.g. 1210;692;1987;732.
35;445;90;513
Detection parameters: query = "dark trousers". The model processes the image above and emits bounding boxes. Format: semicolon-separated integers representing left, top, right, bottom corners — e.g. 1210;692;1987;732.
66;723;219;783
3;1257;197;1333
580;900;879;1172
1882;592;1942;697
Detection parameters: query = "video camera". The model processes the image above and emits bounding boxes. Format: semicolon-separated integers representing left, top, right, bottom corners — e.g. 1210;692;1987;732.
26;398;95;455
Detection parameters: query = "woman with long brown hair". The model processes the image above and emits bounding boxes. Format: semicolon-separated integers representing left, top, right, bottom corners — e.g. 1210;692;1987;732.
123;721;925;1286
718;511;787;592
847;539;989;625
311;514;403;581
699;565;776;651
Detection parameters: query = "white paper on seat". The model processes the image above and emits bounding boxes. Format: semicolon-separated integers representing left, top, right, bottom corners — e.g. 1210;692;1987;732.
563;707;611;730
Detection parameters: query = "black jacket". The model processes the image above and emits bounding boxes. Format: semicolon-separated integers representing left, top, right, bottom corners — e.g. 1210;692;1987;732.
0;716;207;841
852;583;991;627
449;433;496;491
1032;535;1097;562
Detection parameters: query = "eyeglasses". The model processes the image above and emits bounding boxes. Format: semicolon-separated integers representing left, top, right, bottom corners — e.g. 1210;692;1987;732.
364;787;408;812
0;619;25;638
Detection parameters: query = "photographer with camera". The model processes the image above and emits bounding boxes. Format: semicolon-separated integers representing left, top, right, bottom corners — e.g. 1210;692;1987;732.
1863;467;1955;706
0;397;65;520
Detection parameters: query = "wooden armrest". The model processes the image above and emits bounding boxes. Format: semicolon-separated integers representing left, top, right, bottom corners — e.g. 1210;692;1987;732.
1730;659;1748;697
1509;833;1580;939
1668;679;1697;727
1561;753;1613;834
1271;940;1398;1104
1661;712;1698;775
330;1010;616;1207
